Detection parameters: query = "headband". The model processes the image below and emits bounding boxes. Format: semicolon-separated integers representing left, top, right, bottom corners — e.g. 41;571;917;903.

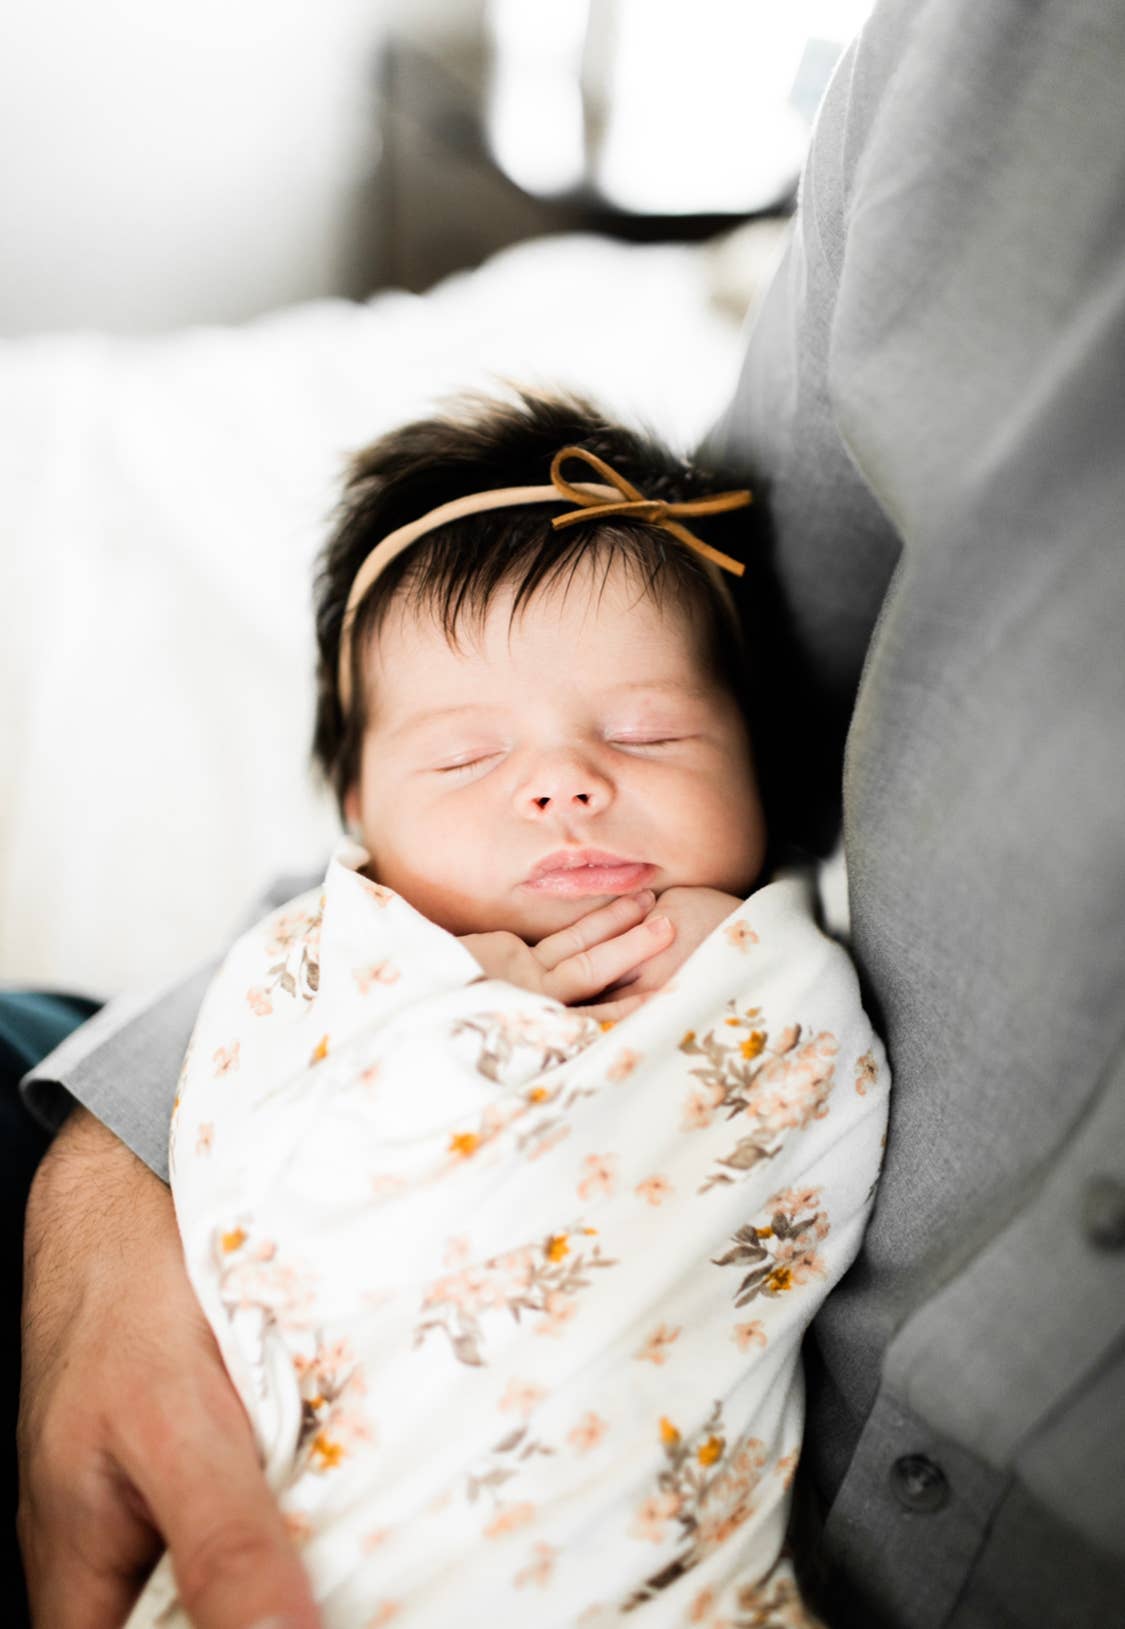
337;444;751;711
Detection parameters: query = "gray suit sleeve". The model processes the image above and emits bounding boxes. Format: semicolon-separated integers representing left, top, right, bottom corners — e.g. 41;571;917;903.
20;959;217;1183
20;870;321;1183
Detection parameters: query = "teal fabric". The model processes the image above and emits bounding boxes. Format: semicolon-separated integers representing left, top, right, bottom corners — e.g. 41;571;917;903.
0;990;101;1081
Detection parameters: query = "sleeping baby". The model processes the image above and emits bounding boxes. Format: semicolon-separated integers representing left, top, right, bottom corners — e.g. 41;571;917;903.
128;391;888;1629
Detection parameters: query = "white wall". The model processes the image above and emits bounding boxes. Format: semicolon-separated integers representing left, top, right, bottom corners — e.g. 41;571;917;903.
0;0;393;334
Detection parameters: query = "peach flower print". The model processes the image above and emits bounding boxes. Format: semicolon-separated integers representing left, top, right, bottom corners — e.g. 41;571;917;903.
682;1090;717;1132
732;1320;768;1352
689;1587;718;1624
282;1509;313;1547
361;1526;392;1554
212;1041;240;1078
635;1323;682;1366
607;1047;642;1083
195;1123;214;1156
577;1152;618;1201
359;877;394;908
567;1412;609;1454
514;1541;557;1589
855;1049;878;1095
245;986;272;1017
354;961;400;995
725;920;759;952
483;1502;537;1539
365;1605;400;1629
630;1491;681;1544
443;1234;473;1268
635;1173;674;1207
499;1378;546;1418
536;1288;579;1338
775;1449;800;1487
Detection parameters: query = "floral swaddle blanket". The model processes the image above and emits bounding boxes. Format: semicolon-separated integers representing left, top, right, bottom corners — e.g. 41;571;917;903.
130;842;888;1629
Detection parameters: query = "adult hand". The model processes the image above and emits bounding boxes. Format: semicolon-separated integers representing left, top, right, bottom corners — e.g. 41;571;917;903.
461;890;674;1020
18;1106;321;1629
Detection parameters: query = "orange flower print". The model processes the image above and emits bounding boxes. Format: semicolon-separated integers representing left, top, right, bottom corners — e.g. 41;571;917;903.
577;1152;618;1201
630;1491;681;1544
732;1320;768;1352
354;961;400;995
725;919;759;952
635;1174;673;1207
545;1233;570;1262
245;986;272;1017
855;1048;878;1095
635;1323;681;1366
449;1131;481;1158
697;1435;725;1466
194;1123;214;1156
607;1047;642;1083
212;1041;240;1078
499;1378;546;1418
483;1502;537;1539
659;1416;681;1447
310;1431;345;1471
567;1412;608;1454
220;1226;247;1253
514;1541;557;1590
740;1030;766;1060
309;1034;330;1065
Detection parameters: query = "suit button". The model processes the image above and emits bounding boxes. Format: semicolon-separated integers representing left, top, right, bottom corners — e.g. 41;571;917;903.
1082;1177;1125;1250
890;1454;949;1513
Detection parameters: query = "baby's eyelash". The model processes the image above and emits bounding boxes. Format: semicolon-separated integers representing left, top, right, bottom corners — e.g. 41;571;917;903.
435;753;497;775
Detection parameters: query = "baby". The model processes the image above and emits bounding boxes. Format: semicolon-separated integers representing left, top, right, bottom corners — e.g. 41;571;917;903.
130;392;887;1629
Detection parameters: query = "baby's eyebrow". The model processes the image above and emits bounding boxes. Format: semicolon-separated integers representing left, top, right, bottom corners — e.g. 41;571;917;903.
387;704;497;740
387;681;710;739
607;680;710;696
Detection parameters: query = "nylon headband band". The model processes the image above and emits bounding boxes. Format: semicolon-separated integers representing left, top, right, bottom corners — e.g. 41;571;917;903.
336;445;751;712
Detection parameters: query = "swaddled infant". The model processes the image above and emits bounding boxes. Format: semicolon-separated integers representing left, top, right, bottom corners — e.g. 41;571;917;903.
131;393;888;1629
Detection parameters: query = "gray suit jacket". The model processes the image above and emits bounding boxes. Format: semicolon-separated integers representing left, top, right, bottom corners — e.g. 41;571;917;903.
25;1;1125;1623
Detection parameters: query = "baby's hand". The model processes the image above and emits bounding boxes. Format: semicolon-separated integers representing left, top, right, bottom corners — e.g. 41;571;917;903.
460;891;674;1021
605;886;745;999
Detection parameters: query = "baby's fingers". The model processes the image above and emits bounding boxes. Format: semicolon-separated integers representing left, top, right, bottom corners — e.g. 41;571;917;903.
534;891;655;972
545;914;674;1005
571;992;651;1024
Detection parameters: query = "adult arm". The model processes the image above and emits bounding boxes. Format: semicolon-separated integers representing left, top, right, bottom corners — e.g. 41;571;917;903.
18;1105;322;1629
706;2;1125;1624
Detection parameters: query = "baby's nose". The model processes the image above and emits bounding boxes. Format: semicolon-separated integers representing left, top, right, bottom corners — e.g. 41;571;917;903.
520;755;612;816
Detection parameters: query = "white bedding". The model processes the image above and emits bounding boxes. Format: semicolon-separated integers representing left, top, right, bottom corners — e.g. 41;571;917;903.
0;233;750;995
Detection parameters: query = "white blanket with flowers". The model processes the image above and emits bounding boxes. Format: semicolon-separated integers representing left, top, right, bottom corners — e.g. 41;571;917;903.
130;841;888;1629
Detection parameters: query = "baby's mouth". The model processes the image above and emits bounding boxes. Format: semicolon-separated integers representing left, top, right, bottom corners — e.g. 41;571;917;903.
524;849;657;897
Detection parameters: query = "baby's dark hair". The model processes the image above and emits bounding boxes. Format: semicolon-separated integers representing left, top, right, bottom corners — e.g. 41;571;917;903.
312;389;802;860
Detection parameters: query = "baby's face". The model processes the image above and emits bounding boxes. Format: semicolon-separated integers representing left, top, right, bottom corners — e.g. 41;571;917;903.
344;560;766;942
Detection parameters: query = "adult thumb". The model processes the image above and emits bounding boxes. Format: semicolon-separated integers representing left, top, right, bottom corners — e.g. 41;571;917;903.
124;1375;322;1629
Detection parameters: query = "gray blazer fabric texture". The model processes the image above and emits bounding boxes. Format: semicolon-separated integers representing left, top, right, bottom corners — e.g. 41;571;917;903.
25;0;1125;1623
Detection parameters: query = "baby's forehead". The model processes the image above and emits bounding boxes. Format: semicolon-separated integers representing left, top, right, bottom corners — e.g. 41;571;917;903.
363;568;722;725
